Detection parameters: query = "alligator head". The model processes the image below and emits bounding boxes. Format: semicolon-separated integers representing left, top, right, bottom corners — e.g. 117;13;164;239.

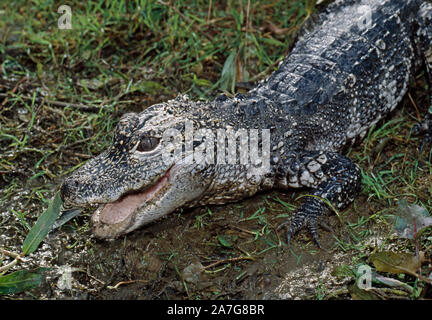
60;95;271;238
61;97;213;238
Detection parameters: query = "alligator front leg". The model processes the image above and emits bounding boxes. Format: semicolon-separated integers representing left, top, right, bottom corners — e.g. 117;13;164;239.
277;151;362;247
411;2;432;151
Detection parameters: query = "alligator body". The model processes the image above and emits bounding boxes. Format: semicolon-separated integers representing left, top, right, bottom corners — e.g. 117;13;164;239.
61;0;432;243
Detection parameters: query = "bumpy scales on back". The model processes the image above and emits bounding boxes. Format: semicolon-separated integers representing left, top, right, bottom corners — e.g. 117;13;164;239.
61;0;432;245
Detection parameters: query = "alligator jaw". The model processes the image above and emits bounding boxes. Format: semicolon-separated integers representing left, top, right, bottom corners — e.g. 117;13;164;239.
90;169;171;239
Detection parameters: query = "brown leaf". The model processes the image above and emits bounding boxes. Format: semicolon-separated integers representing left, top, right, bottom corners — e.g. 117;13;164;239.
370;251;425;276
348;284;381;300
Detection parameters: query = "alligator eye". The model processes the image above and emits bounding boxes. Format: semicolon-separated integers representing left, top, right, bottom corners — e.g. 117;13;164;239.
136;136;160;152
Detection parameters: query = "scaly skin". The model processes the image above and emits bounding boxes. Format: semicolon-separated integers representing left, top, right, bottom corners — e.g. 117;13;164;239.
61;0;432;244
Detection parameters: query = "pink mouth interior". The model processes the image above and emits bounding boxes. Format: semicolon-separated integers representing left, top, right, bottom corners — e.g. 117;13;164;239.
99;171;170;224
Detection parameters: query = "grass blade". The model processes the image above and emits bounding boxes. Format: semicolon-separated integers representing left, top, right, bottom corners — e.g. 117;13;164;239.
22;192;63;255
0;268;48;295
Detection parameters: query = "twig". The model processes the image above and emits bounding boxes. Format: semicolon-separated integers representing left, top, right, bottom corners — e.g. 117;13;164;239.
0;77;27;108
107;279;150;289
230;225;256;235
0;248;24;262
85;267;106;286
408;92;421;121
203;256;254;270
62;150;92;159
207;0;212;21
0;248;24;274
0;258;19;273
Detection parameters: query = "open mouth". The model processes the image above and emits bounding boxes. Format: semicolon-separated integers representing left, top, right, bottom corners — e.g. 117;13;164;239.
91;168;172;237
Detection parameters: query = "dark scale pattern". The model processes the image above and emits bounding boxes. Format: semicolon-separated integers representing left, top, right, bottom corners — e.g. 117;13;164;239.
61;0;432;242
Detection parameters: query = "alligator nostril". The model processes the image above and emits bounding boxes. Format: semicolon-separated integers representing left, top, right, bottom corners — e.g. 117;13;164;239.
60;178;79;201
60;183;68;201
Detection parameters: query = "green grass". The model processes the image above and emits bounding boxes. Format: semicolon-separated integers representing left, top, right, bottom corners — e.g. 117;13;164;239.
0;0;314;196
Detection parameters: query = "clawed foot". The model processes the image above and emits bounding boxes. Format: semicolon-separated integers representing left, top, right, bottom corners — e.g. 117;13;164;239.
277;212;322;248
276;151;362;249
411;108;432;153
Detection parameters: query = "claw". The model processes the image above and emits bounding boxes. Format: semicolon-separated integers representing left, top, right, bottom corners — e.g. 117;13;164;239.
410;123;423;137
306;217;321;248
286;230;292;246
419;132;432;154
276;219;290;231
412;109;432;153
278;213;322;247
276;219;294;245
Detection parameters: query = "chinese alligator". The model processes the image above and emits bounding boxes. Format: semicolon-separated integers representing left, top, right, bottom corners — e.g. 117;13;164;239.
60;0;432;245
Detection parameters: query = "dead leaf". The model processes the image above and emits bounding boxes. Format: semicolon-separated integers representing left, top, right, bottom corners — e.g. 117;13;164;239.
348;284;381;300
370;251;425;276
